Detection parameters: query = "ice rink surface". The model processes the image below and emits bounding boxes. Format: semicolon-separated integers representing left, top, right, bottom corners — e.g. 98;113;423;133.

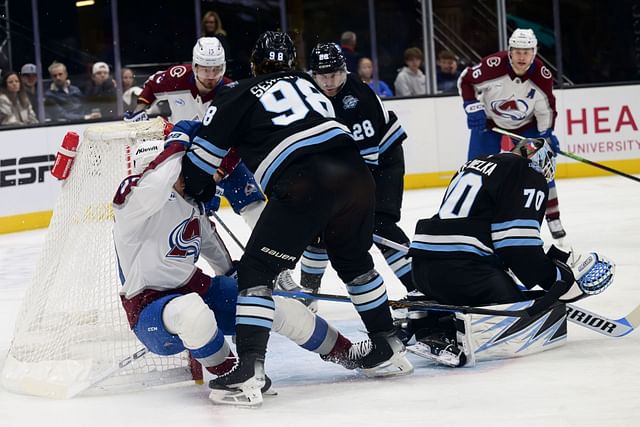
1;175;639;427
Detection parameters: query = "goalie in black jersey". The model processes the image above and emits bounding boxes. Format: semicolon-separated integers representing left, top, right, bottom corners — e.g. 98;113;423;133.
295;43;412;299
404;137;615;367
165;31;413;407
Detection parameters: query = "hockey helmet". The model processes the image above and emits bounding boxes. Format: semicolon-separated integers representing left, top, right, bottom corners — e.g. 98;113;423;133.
132;139;164;174
513;137;556;182
509;29;537;55
309;43;346;74
251;31;296;71
192;37;226;68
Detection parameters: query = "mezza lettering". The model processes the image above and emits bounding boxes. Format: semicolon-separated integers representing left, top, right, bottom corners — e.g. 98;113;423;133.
566;306;616;333
260;246;297;261
461;159;497;176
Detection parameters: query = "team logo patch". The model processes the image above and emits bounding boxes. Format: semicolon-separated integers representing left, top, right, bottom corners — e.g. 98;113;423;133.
486;56;501;67
244;182;258;196
169;65;187;78
174;98;185;106
166;215;201;259
541;66;552;79
490;98;530;121
342;95;359;110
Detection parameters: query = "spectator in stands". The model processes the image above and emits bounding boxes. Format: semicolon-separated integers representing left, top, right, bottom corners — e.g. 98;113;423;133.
122;67;142;112
0;71;38;125
201;10;234;76
436;50;460;94
83;61;117;119
45;61;100;122
340;31;360;73
394;47;427;97
20;63;38;108
357;57;393;97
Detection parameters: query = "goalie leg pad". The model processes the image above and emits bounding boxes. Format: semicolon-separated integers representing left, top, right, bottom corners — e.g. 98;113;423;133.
218;161;266;215
272;296;338;354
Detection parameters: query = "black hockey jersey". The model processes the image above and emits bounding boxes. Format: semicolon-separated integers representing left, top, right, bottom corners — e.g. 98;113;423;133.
409;153;557;289
194;71;354;193
330;74;407;165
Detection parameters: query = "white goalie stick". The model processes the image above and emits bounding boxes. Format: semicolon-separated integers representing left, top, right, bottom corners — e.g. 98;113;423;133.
371;234;639;338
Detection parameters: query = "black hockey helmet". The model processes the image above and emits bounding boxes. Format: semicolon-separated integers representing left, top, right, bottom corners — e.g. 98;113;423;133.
251;31;296;72
310;43;346;74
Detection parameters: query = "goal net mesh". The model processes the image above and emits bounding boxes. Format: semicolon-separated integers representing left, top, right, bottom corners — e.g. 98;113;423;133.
1;119;195;398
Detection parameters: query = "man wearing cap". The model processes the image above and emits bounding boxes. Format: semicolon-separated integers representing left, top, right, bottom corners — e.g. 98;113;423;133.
82;61;117;119
45;61;100;122
20;63;38;109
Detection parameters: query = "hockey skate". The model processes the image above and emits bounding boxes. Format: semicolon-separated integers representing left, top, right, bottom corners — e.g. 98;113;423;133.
547;218;567;240
208;353;275;407
274;270;317;311
357;330;414;377
408;330;467;368
321;339;373;370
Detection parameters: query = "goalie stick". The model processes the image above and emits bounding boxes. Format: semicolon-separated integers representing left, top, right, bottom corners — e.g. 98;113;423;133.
371;234;639;338
492;127;640;184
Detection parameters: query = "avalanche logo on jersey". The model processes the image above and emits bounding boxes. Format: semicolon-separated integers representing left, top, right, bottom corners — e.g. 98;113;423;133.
342;95;359;110
169;65;188;78
166;214;201;260
490;97;529;121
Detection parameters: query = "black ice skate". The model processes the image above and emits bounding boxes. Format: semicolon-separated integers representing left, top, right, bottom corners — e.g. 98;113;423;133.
408;330;467;368
357;330;414;377
208;353;274;407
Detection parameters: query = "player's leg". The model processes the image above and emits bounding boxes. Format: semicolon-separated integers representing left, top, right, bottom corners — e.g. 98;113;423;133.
467;129;501;160
372;144;413;291
133;293;236;376
217;161;266;229
323;149;412;376
300;237;328;293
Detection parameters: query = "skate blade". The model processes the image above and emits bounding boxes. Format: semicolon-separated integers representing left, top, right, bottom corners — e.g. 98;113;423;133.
359;351;414;378
407;342;464;367
209;387;263;408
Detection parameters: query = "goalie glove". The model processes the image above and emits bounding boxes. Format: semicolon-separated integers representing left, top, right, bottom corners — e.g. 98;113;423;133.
554;252;615;303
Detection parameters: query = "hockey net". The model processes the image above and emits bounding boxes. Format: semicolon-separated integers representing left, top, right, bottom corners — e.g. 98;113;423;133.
1;118;198;398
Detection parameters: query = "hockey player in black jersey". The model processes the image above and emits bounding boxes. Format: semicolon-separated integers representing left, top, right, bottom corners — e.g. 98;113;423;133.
298;43;413;297
404;138;614;366
166;31;413;407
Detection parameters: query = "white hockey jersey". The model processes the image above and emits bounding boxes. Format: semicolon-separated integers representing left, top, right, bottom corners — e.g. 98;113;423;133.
113;144;233;299
459;51;557;134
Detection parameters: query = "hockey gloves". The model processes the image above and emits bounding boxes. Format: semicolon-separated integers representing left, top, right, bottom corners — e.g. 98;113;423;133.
463;100;487;130
553;252;615;303
540;129;561;154
123;109;149;122
165;120;202;149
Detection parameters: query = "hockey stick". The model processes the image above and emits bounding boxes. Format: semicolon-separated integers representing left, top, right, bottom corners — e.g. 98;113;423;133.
65;347;149;398
372;234;639;337
211;211;246;251
492;127;640;183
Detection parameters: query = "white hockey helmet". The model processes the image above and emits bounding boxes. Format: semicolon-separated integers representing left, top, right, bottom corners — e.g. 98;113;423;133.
513;137;556;182
132;139;164;174
509;28;537;55
192;37;226;69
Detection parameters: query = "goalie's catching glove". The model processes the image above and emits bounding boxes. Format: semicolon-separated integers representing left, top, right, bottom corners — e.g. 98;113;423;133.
554;252;615;303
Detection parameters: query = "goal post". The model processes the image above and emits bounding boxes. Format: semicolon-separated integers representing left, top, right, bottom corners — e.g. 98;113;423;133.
1;119;199;398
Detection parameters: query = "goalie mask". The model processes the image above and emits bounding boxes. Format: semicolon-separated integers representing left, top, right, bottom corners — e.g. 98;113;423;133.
132;139;164;174
310;43;347;97
512;137;556;182
193;37;226;86
251;31;296;75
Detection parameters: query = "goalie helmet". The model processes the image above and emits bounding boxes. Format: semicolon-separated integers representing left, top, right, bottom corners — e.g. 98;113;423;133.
508;28;537;56
192;37;226;68
309;43;346;74
132;139;164;174
512;137;556;182
251;31;296;71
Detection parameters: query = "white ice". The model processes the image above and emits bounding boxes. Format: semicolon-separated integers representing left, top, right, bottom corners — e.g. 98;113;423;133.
1;175;639;427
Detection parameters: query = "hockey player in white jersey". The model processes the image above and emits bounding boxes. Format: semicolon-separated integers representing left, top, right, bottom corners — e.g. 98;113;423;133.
459;28;567;240
113;138;374;403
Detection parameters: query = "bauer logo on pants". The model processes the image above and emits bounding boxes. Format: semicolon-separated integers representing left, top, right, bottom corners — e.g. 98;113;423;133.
260;246;297;262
